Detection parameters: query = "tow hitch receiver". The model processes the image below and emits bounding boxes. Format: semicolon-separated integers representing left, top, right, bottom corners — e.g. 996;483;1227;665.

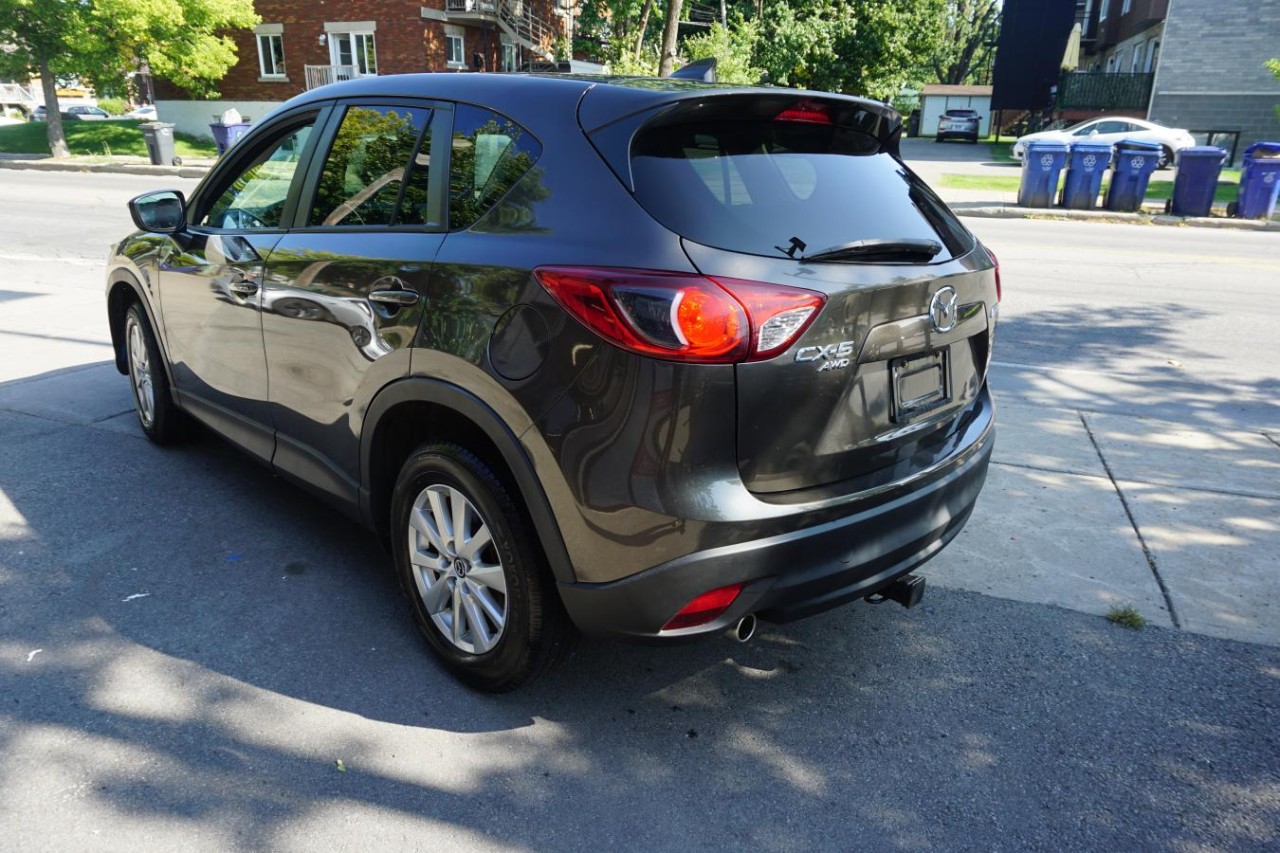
866;574;926;609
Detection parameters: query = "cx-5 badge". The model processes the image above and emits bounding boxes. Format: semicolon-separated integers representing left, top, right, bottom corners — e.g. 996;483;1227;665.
796;340;856;371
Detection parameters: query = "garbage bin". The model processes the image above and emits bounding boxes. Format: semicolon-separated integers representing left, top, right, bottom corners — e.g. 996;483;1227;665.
139;121;179;167
1017;140;1069;208
1104;139;1162;212
1230;142;1280;220
907;109;921;138
1060;140;1113;210
209;121;252;155
1170;146;1227;218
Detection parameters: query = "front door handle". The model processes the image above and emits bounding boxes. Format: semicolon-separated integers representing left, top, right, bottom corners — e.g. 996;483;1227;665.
369;289;419;307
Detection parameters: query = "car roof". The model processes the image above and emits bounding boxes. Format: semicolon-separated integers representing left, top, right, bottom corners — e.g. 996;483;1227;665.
277;72;898;133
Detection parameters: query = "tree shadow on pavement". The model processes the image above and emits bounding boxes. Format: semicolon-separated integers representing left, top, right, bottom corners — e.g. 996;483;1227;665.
1;371;1278;849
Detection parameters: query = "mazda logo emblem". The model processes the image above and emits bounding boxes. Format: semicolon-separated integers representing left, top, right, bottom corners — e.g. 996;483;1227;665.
930;286;958;333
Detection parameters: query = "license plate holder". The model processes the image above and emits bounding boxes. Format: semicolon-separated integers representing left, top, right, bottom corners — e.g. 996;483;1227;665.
891;349;950;423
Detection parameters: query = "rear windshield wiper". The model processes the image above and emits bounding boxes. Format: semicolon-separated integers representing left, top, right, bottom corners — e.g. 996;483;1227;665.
800;238;943;264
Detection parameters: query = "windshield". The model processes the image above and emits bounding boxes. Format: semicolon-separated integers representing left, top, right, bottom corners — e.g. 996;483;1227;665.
630;118;972;261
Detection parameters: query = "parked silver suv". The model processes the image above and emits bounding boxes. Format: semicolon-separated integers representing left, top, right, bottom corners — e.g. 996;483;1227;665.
937;109;982;143
107;74;999;691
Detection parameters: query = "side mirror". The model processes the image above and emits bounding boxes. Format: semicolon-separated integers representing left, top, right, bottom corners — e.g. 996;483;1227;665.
128;190;187;234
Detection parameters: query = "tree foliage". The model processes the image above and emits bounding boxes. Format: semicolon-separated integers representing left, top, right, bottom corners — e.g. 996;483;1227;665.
0;0;258;157
681;19;763;85
754;0;946;99
929;0;1000;85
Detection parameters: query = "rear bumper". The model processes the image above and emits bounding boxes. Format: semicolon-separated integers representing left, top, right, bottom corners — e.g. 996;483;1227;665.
558;411;994;641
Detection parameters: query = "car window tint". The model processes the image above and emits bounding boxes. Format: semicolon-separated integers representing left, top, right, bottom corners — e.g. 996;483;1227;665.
1095;121;1127;134
448;105;541;230
1071;123;1096;136
201;123;314;230
631;118;972;260
308;105;434;228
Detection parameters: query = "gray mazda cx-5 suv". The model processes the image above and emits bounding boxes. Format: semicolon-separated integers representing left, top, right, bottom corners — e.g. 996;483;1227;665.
107;73;998;691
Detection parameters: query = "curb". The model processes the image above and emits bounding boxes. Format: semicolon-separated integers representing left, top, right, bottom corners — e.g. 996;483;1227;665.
0;158;210;179
954;204;1280;231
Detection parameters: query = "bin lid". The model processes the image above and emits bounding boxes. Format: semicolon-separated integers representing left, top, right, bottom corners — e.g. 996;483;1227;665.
1243;141;1280;159
1114;138;1162;151
1176;146;1226;161
1069;140;1114;153
1025;139;1069;153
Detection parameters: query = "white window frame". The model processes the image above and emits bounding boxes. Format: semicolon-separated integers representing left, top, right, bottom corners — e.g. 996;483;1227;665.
326;22;378;77
445;25;466;69
255;24;286;80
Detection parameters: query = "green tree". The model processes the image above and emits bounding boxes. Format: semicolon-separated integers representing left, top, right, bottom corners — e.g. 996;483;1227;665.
0;0;258;158
929;0;999;85
1269;59;1280;123
681;19;763;85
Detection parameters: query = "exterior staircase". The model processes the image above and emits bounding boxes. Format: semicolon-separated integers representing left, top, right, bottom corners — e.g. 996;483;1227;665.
0;82;39;114
445;0;558;61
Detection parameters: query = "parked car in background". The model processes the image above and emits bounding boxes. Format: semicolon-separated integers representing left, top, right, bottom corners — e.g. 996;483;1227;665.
62;105;110;120
936;109;982;143
1012;117;1195;169
107;73;998;691
29;105;46;121
125;104;157;120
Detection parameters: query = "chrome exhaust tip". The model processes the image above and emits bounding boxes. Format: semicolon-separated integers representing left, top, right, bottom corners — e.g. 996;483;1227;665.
728;613;757;643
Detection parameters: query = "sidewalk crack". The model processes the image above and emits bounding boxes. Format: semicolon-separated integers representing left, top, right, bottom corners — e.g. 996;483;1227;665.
1079;411;1181;629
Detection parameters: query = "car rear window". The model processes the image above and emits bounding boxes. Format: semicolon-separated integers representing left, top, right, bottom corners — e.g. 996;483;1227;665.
630;117;972;261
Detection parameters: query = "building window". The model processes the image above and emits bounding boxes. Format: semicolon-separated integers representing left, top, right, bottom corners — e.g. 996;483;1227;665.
1146;40;1160;72
445;26;465;68
256;25;285;79
1121;0;1132;13
1132;43;1144;72
327;24;377;76
1100;0;1108;20
501;41;516;72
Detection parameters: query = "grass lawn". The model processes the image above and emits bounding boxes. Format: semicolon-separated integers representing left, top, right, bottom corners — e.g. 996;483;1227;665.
0;120;216;159
940;172;1241;205
985;141;1016;163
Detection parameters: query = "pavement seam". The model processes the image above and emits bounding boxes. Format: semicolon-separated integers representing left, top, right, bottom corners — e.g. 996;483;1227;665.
989;459;1112;482
1078;410;1181;629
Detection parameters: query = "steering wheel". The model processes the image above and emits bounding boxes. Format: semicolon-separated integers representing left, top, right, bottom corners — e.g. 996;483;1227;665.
222;208;266;230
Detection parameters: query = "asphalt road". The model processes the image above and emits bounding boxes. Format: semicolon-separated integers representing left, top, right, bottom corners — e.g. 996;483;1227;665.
1;170;1278;850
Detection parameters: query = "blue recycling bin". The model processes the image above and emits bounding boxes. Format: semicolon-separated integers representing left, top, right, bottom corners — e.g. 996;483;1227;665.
1231;142;1280;220
1170;146;1227;218
209;121;252;155
1105;139;1162;212
1017;140;1070;208
1060;140;1113;210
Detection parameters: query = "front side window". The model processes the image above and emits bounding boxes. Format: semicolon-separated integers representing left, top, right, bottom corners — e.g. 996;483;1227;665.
447;105;542;230
201;122;315;230
309;106;435;228
257;32;285;78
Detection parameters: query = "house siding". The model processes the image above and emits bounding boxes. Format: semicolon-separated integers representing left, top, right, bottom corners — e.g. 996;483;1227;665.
1147;0;1280;159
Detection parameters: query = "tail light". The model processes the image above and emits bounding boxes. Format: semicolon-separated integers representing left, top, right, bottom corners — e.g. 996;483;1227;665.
775;100;833;125
987;248;1001;303
534;266;825;364
662;583;744;631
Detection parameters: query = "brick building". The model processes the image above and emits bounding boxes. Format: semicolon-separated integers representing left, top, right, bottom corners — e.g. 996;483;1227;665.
156;0;566;138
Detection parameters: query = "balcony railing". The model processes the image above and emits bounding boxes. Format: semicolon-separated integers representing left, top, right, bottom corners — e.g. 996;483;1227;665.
446;0;499;12
0;82;37;107
1056;71;1154;110
304;65;361;90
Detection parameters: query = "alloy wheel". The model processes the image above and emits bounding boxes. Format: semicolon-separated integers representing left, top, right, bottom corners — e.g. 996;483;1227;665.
407;484;508;654
127;317;155;427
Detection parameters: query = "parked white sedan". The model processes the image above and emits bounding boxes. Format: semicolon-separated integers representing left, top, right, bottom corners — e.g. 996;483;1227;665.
1012;117;1195;169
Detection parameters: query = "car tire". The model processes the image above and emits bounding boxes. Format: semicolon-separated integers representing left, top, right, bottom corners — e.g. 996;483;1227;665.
1157;145;1174;170
392;443;577;692
124;303;184;444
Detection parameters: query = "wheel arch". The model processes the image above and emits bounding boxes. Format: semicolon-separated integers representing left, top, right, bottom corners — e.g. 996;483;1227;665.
361;378;577;585
106;272;166;377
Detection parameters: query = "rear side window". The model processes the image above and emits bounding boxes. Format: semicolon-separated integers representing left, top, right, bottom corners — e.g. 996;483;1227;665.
447;105;541;230
630;118;972;260
309;105;434;228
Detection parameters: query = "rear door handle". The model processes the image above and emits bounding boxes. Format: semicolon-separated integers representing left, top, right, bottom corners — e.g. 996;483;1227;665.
369;289;419;307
